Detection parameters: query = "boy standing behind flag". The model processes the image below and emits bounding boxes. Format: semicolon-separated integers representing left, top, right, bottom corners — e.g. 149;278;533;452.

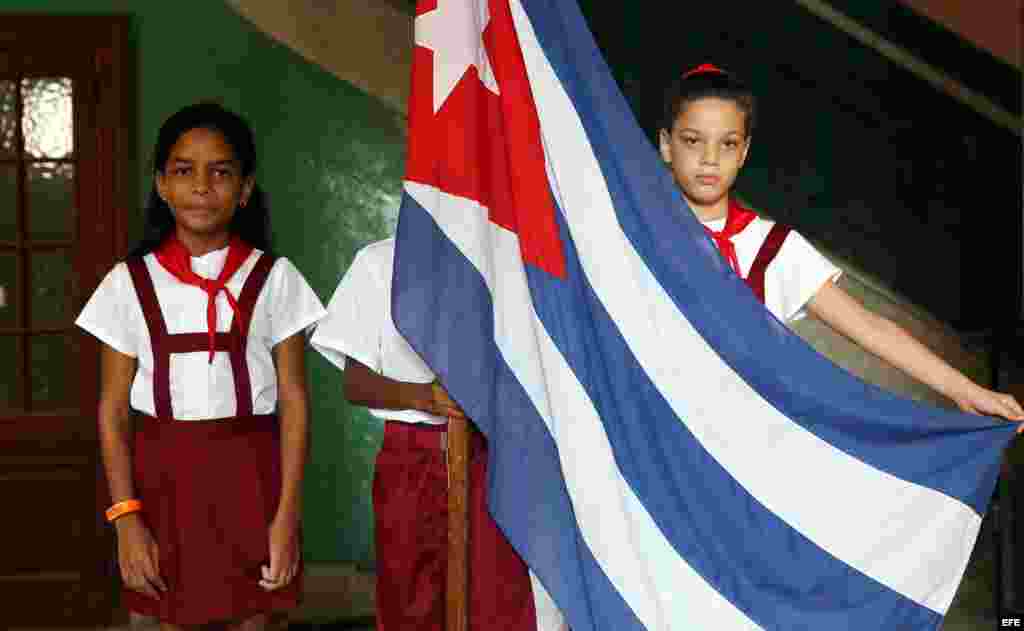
311;238;537;631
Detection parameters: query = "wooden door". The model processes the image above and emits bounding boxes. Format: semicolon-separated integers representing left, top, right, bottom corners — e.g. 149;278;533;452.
0;15;129;627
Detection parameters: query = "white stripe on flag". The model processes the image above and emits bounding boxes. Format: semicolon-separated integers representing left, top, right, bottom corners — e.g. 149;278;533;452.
508;0;978;614
406;181;761;631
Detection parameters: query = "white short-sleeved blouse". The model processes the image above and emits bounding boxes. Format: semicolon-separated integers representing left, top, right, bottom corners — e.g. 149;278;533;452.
75;245;326;420
703;216;842;322
311;238;446;425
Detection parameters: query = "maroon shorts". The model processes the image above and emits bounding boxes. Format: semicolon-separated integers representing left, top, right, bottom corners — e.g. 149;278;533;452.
373;421;536;631
122;414;301;624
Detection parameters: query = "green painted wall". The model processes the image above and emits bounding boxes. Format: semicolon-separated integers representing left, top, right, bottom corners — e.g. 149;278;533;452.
0;0;404;563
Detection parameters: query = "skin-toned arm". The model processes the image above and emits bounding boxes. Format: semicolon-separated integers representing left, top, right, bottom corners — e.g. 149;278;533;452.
97;343;167;599
808;281;1024;424
343;356;466;419
263;332;311;591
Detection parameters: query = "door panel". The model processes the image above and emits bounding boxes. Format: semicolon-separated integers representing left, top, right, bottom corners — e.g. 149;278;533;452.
0;162;17;242
0;15;129;627
28;161;76;242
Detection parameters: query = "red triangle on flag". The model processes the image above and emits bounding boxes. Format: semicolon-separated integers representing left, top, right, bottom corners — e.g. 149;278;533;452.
406;0;567;279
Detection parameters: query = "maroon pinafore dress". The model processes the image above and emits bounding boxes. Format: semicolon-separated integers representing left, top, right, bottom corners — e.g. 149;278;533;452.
121;254;301;624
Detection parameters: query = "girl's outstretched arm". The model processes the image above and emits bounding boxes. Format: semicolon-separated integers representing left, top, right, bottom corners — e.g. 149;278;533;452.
807;281;1024;424
98;343;168;599
266;332;311;591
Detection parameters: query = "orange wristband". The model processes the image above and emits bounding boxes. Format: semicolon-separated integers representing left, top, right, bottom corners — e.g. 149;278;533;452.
105;499;142;523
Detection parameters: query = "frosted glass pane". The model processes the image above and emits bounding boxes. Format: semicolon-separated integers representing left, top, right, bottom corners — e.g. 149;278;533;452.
21;78;73;160
0;80;15;158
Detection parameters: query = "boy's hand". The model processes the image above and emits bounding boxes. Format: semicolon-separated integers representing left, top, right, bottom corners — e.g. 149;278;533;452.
430;380;467;419
116;514;167;599
953;384;1024;430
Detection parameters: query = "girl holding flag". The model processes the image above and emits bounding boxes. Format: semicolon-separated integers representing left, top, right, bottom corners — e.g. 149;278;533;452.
658;64;1023;423
77;103;326;629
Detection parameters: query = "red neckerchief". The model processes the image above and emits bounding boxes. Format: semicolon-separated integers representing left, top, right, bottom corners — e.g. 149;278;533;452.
703;199;757;276
154;235;254;363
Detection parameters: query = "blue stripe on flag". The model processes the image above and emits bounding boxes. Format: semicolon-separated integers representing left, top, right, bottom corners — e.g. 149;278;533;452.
393;192;645;631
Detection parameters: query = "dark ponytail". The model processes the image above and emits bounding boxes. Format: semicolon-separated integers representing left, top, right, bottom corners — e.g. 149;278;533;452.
660;65;757;137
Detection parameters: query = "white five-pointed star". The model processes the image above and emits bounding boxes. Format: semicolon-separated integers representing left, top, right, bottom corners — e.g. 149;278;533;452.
415;0;500;113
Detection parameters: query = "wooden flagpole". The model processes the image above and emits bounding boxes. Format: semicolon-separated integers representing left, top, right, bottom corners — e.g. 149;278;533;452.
446;414;471;631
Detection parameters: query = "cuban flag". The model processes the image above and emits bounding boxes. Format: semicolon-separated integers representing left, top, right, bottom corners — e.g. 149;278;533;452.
391;1;1018;629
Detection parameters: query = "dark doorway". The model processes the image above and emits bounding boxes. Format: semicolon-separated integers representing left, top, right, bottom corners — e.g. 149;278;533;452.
0;14;130;627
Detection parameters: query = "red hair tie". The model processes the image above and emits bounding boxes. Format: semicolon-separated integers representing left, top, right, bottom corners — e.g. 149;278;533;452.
682;63;727;79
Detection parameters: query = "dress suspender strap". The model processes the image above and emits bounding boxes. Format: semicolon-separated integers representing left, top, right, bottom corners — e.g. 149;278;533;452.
229;253;276;417
127;257;175;419
125;253;278;420
745;223;791;304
